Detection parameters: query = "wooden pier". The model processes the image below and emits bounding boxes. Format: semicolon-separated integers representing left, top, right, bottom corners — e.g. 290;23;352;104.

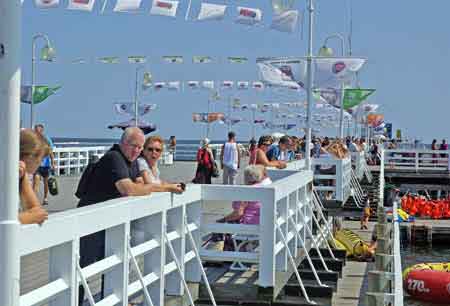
401;219;450;244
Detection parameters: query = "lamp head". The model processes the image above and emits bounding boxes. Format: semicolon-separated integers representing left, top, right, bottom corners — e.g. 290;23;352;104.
318;46;334;57
40;44;56;62
142;72;152;88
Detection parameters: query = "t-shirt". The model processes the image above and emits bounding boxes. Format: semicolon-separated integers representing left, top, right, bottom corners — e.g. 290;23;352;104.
222;142;238;170
77;144;140;207
137;157;161;184
40;135;54;168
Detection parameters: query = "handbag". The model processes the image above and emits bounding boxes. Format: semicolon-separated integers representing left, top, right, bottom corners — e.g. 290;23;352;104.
48;175;59;196
212;161;220;178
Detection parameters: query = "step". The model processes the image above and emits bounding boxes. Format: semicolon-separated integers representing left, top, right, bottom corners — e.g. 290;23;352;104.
310;248;346;261
297;268;340;282
285;279;336;296
274;295;332;306
299;257;344;273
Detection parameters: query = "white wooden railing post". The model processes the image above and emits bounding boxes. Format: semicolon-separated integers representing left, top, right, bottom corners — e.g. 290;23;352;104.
276;196;288;272
415;151;419;171
259;190;276;288
335;159;343;202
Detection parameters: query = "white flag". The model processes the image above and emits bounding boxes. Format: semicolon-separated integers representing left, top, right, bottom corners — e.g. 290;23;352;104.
167;81;181;91
150;0;178;17
154;82;166;90
257;63;300;89
202;81;214;90
221;81;234;89
271;9;299;33
252;81;264;90
197;2;227;21
114;0;142;12
187;81;200;89
237;81;249;90
236;6;262;25
67;0;95;11
35;0;59;9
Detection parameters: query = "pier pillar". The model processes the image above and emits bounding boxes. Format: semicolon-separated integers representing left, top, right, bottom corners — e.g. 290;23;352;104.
0;1;22;305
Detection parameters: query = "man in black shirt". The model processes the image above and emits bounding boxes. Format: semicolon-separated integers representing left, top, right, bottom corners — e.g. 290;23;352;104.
77;127;152;305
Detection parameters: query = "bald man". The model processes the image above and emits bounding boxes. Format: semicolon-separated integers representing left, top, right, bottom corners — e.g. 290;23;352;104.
77;127;152;305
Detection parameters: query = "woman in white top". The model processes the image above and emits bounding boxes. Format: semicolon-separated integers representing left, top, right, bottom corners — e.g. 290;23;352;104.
137;135;184;193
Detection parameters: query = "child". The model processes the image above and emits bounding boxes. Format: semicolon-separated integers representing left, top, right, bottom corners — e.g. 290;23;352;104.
360;199;371;230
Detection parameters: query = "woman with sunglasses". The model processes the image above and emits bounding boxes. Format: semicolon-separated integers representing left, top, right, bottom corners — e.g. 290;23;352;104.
137;136;184;193
255;135;287;169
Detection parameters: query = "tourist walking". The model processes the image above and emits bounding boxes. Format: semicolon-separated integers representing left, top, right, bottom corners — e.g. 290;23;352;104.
32;124;55;205
431;139;438;164
193;138;215;184
220;131;240;185
76;127;152;305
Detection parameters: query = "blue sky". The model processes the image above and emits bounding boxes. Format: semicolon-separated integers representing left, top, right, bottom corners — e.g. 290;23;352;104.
20;0;450;142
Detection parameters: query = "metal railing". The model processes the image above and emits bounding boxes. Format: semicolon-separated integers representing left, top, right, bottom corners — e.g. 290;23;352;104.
351;151;365;180
312;156;352;203
53;146;109;176
384;149;450;172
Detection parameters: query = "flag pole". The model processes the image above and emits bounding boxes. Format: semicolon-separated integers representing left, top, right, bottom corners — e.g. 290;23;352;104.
305;0;314;170
134;66;143;127
0;0;21;305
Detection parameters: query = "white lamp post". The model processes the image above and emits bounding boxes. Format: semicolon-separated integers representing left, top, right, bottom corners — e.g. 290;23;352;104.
133;68;152;127
31;33;55;128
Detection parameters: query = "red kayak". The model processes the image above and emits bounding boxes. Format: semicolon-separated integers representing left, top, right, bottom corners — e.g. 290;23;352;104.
404;269;450;304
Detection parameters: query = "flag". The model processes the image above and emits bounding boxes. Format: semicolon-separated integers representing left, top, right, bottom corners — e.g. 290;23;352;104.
162;55;183;64
343;88;375;110
150;0;178;17
142;72;152;90
202;81;214;90
21;85;61;104
236;6;262;25
271;0;299;33
114;0;142;12
114;103;156;116
128;56;147;63
254;119;265;124
257;62;300;89
67;0;95;11
237;81;249;90
197;2;227;21
99;56;119;64
250;104;258;110
71;58;87;64
364;104;379;113
221;81;233;89
193;112;225;123
252;81;264;90
228;56;248;64
167;81;181;91
154;82;166;90
193;56;212;63
367;114;384;127
187;81;200;89
241;104;249;110
232;98;241;109
35;0;59;9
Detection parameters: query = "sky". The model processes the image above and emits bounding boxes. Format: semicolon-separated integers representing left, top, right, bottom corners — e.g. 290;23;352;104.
20;0;450;142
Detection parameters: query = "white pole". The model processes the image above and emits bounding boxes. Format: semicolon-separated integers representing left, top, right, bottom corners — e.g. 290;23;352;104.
31;40;36;128
305;0;314;170
339;84;345;139
0;0;21;305
134;66;140;127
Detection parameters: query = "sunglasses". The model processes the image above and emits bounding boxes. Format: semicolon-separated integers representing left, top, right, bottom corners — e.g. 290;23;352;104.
146;147;162;153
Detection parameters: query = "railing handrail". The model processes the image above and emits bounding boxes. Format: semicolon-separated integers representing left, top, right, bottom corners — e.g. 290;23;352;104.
385;148;450;154
392;199;404;306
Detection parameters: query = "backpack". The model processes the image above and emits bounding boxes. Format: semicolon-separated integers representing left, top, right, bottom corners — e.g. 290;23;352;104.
75;162;96;199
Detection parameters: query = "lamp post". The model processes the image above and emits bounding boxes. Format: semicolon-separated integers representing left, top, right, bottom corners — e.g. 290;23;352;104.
31;33;55;128
318;34;346;140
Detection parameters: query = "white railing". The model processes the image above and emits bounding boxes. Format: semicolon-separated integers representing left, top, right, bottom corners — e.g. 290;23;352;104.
384;149;450;172
284;159;306;171
19;186;203;306
53;146;109;176
200;169;314;288
312;156;352;203
392;200;404;306
351;151;365;180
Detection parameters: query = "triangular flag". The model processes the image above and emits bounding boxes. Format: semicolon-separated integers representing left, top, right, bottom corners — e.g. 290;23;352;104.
237;81;249;90
99;56;119;64
197;2;226;21
193;56;212;63
270;0;299;33
35;0;59;8
202;81;215;90
252;81;264;90
21;85;61;104
128;56;147;63
150;0;178;17
113;0;142;12
228;56;248;64
162;55;183;63
187;81;200;89
236;6;262;25
343;88;375;110
67;0;95;11
221;81;233;89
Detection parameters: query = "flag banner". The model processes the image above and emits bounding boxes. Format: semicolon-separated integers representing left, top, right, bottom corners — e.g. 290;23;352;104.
252;81;264;90
271;9;299;33
197;2;227;21
254;119;265;124
150;0;178;17
343;88;375;110
314;88;340;108
35;0;59;9
114;103;157;116
367;114;384;127
68;0;95;11
228;56;248;64
142;72;152;90
193;55;213;63
108;119;157;135
21;85;61;104
167;81;181;91
187;81;200;89
396;129;402;139
385;123;392;139
71;58;87;64
162;55;183;63
236;6;262;25
257;62;301;89
237;81;249;90
128;56;147;63
364;104;379;113
259;104;270;113
240;104;249;110
192;112;225;123
224;117;243;125
154;82;166;90
221;80;233;89
99;56;119;64
232;98;241;109
202;80;215;90
114;0;142;12
258;57;366;90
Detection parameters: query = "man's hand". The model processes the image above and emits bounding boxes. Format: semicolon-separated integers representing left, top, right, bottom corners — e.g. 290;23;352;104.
29;206;49;225
277;161;287;169
135;177;144;184
170;183;184;194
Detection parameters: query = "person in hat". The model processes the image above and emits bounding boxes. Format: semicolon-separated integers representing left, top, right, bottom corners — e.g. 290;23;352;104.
193;138;215;184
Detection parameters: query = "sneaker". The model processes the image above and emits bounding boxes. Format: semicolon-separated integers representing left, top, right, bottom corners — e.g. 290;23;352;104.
43;199;49;206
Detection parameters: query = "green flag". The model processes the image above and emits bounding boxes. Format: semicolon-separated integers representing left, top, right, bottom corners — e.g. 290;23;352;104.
228;56;248;64
193;55;213;63
21;85;61;104
99;56;120;64
343;88;375;110
128;56;147;64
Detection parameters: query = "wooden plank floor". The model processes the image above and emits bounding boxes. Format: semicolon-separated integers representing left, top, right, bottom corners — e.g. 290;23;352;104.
332;221;375;306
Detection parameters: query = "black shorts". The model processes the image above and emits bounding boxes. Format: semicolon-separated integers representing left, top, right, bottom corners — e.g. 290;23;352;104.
37;166;50;178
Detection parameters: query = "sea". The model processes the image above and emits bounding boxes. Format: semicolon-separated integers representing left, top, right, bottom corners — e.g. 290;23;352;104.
402;242;450;306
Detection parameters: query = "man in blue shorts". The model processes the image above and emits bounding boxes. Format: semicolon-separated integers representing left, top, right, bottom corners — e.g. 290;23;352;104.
33;124;55;205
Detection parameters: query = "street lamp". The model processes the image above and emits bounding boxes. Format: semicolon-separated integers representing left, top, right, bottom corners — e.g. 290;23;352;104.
31;34;55;128
318;34;346;140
